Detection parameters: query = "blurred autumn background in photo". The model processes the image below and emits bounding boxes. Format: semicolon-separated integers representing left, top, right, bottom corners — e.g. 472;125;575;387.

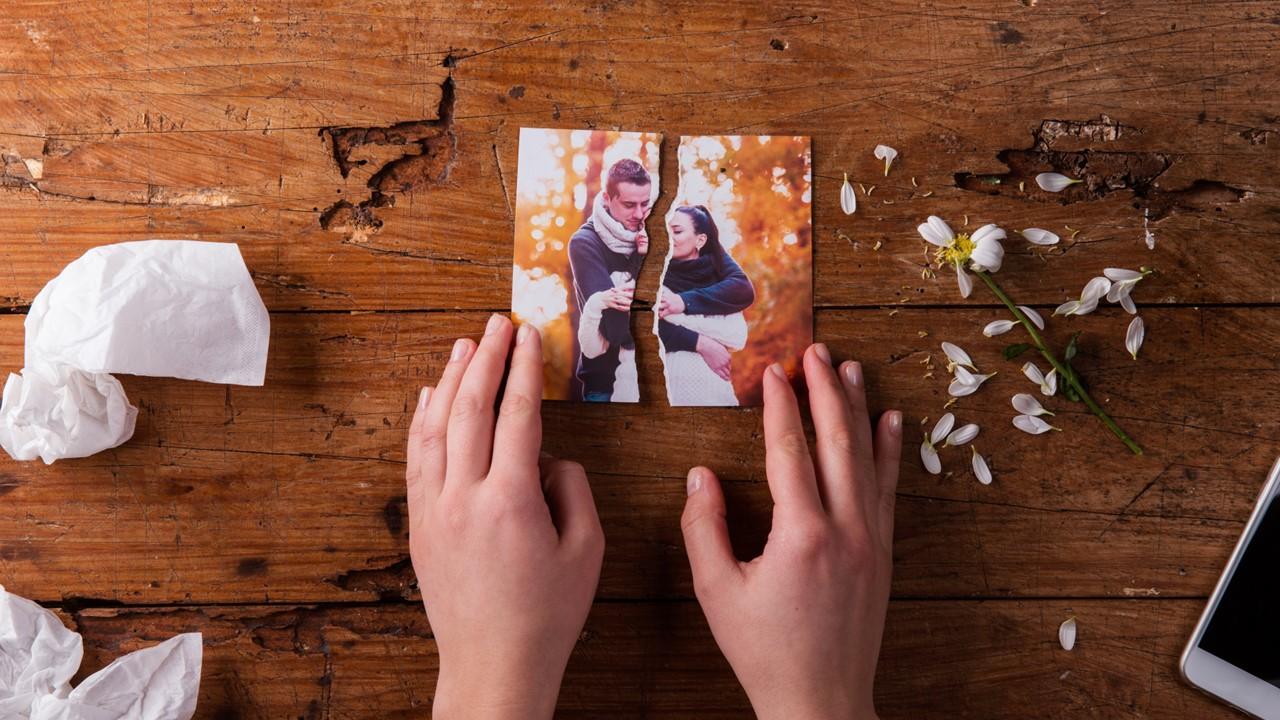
665;135;813;406
510;128;661;400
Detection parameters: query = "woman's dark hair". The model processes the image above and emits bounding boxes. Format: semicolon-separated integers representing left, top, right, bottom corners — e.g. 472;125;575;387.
674;205;729;272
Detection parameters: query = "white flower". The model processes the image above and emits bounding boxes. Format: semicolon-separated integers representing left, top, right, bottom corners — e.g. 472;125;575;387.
972;447;992;485
917;216;1006;298
1013;414;1058;434
1059;617;1077;651
940;341;975;372
874;145;898;176
1022;362;1057;396
841;173;856;215
1104;267;1147;315
1126;316;1145;359
1054;276;1112;316
949;366;994;397
1018;305;1045;330
984;320;1015;337
1020;228;1060;245
1036;173;1082;192
919;413;955;475
1012;393;1054;416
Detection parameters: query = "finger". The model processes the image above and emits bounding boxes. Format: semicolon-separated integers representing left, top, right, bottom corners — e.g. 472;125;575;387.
803;345;863;518
718;363;732;382
762;363;822;514
837;360;881;528
541;458;604;552
872;410;904;548
420;337;476;492
406;385;434;500
681;466;742;596
446;314;514;483
492;324;544;486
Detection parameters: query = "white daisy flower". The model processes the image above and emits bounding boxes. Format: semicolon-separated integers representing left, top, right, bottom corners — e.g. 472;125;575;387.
917;216;1006;298
1054;276;1113;317
1022;362;1057;396
841;173;857;215
1012;393;1054;416
972;447;992;485
1036;172;1082;192
874;144;898;176
1020;228;1060;245
1104;267;1148;315
1126;316;1145;359
1013;414;1058;434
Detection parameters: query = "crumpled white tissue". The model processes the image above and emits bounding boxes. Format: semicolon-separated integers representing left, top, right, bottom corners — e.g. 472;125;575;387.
0;584;202;720
0;240;270;464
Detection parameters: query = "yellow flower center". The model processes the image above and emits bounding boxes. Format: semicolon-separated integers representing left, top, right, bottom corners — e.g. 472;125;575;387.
934;233;974;266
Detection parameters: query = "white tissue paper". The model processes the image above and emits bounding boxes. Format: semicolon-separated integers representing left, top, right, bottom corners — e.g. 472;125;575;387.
0;240;270;464
0;584;202;720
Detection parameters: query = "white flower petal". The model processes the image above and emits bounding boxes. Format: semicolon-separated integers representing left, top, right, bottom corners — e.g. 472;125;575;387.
1075;296;1101;315
1018;305;1045;330
1020;227;1060;245
1022;362;1045;386
956;264;974;298
984;319;1016;337
1012;393;1053;417
917;222;948;246
1035;172;1082;192
1013;414;1056;435
841;173;857;215
1059;617;1077;651
941;342;975;371
972;447;992;485
931;413;956;445
1081;276;1113;304
969;237;1005;273
1054;300;1081;317
945;423;980;447
970;223;1007;244
1126;316;1145;359
874;144;898;176
948;378;979;397
920;440;941;475
1104;267;1142;283
926;216;954;245
1120;293;1137;315
1044;369;1058;396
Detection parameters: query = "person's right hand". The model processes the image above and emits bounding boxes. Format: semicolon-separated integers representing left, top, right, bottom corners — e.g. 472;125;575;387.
695;335;732;381
601;284;635;312
681;344;903;720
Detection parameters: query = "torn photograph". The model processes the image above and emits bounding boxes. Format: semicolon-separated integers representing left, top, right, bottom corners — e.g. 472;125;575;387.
510;128;662;402
654;135;813;407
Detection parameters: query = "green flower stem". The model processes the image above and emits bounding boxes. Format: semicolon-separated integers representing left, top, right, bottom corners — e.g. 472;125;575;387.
974;269;1143;456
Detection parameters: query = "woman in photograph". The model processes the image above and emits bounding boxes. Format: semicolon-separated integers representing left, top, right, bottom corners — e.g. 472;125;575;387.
656;205;756;406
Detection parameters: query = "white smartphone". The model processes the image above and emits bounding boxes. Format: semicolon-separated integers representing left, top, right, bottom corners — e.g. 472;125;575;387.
1180;456;1280;718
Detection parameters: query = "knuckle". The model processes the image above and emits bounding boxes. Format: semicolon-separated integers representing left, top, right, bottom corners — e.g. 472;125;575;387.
417;426;447;458
826;427;858;457
448;392;489;425
790;519;832;558
775;429;811;458
498;391;537;420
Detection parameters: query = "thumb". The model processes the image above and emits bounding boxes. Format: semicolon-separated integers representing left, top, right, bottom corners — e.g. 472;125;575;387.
681;467;740;595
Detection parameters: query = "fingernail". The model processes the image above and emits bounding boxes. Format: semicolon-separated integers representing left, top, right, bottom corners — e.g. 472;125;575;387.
686;468;703;495
814;343;832;365
485;313;505;335
843;361;863;387
768;363;787;380
450;338;469;362
516;323;533;345
417;386;431;411
889;410;903;433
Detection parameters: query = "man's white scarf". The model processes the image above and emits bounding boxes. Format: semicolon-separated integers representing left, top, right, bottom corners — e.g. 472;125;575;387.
591;190;642;255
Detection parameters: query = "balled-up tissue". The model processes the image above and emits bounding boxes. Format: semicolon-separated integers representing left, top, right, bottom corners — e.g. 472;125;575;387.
0;584;202;719
0;240;270;464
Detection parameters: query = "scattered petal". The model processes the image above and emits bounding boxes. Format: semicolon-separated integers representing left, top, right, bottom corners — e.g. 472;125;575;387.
1059;617;1077;651
1053;300;1081;317
1021;227;1060;245
955;263;974;298
949;368;994;396
930;413;956;445
1126;316;1145;359
1081;276;1112;304
1119;293;1137;315
1036;172;1082;192
1012;393;1054;416
841;173;857;215
1013;414;1056;435
1104;267;1143;283
941;342;976;371
1044;368;1058;396
984;320;1016;337
874;144;898;176
945;423;980;447
1022;362;1057;396
1018;305;1045;330
972;447;992;485
920;440;941;475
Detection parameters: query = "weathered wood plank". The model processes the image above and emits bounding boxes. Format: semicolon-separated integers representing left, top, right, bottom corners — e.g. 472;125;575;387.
37;599;1229;718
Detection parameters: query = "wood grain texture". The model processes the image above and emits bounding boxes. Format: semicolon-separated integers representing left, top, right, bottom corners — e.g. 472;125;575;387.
2;0;1278;717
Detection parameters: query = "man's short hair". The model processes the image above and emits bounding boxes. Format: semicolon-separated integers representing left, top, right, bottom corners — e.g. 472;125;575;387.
605;158;651;197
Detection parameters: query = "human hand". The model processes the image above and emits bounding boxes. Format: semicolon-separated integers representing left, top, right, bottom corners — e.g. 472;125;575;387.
681;344;904;720
695;335;733;381
657;287;686;318
407;314;605;720
601;284;635;312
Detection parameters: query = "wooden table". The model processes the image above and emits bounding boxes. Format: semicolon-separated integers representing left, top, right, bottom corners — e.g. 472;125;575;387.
2;2;1276;717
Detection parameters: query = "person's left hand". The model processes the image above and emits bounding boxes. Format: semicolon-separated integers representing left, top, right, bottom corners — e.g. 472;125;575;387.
658;287;687;318
407;314;605;720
